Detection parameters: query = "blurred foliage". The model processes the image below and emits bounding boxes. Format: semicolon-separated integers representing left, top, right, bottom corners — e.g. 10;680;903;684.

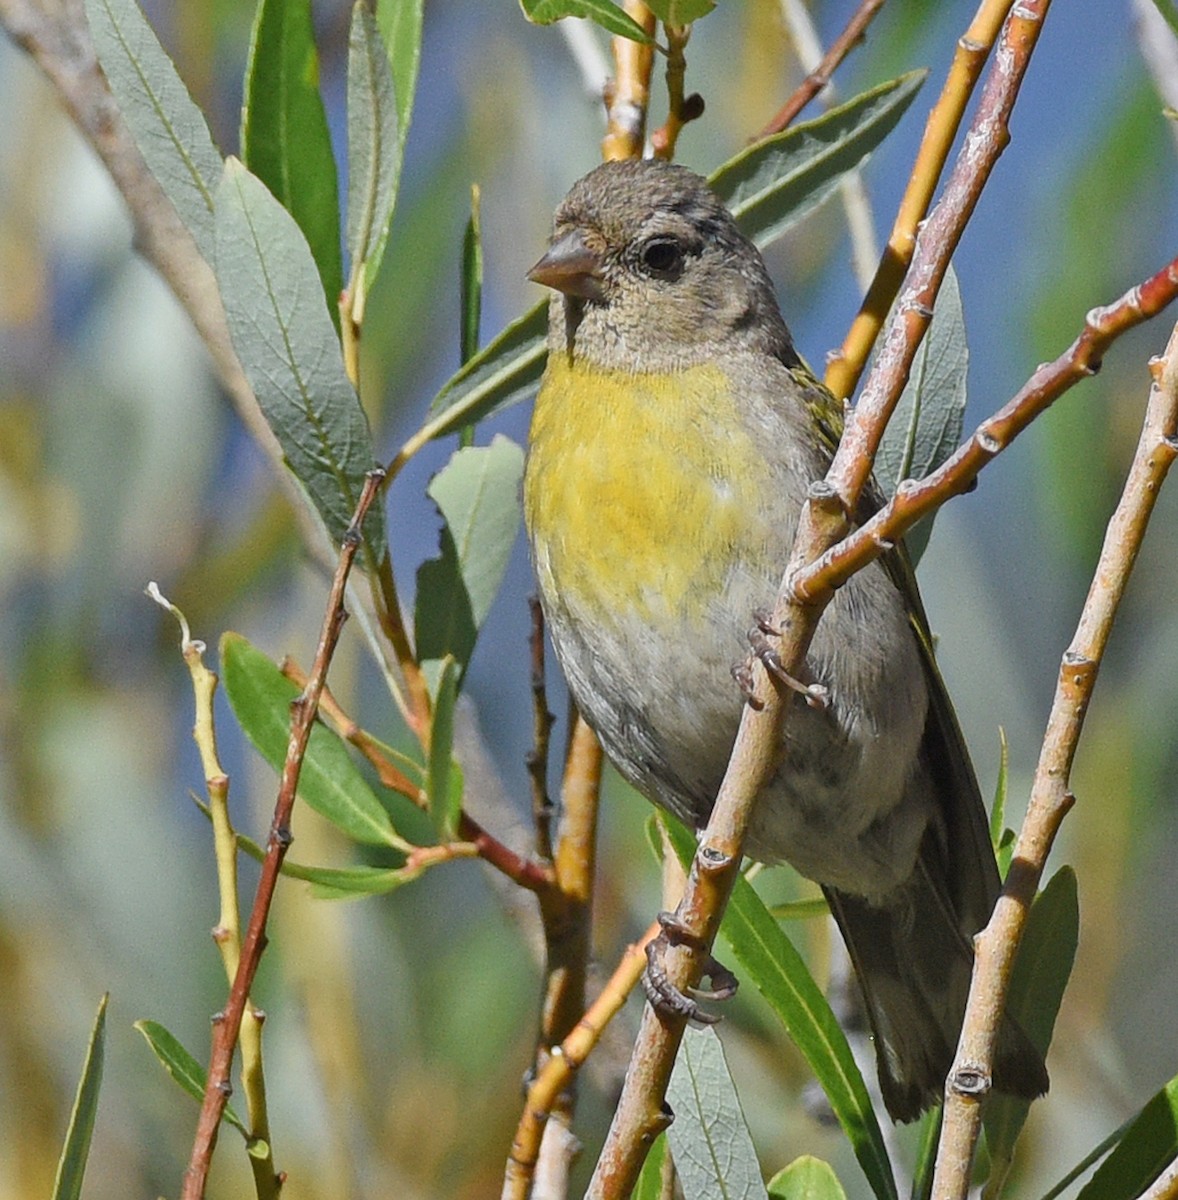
1;0;1177;1197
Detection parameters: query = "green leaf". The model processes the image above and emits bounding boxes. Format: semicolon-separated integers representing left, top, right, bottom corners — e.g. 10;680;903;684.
214;158;385;563
989;728;1009;855
347;2;401;305
425;300;549;439
428;436;525;627
667;1024;770;1200
427;656;462;841
910;1108;943;1200
415;436;525;676
52;994;108;1200
1076;1075;1178;1200
461;184;484;367
766;897;830;922
220;632;409;847
660;817;897;1200
224;824;416;897
241;0;343;320
1150;0;1178;38
283;861;419;898
768;1156;848;1200
134;1020;248;1135
875;264;968;564
520;0;654;43
376;0;424;135
425;73;925;443
1038;1116;1140;1200
646;0;716;22
710;71;928;249
634;1133;670;1200
984;869;1079;1191
84;0;222;260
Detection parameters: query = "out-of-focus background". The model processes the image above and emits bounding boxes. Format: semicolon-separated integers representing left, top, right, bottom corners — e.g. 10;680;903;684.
1;1;1177;1197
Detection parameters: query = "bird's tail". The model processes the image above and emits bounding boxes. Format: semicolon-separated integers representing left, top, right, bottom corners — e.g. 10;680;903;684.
824;868;1049;1124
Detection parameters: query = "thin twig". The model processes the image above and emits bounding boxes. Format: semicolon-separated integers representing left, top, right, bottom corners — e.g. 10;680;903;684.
651;24;704;161
602;1;657;161
931;321;1178;1199
587;2;1053;1192
825;0;1018;400
527;596;556;862
148;586;279;1198
797;254;1178;600
528;714;604;1195
503;919;661;1200
180;470;385;1200
758;0;887;137
281;661;556;893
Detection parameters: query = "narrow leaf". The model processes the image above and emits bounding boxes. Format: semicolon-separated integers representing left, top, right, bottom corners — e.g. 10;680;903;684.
428;436;525;627
989;728;1010;855
984;869;1079;1185
134;1020;248;1134
84;0;222;260
347;2;401;303
667;1024;770;1200
376;0;424;134
1076;1075;1178;1200
427;657;462;840
426;300;549;435
224;825;415;897
461;184;484;366
1150;0;1178;38
910;1108;943;1200
242;0;343;316
661;816;897;1200
646;0;716;23
220;632;409;847
875;264;968;563
768;1156;848;1200
287;861;420;898
766;897;831;922
52;994;108;1200
415;437;525;676
634;1133;670;1200
214;158;385;563
520;0;654;43
711;71;927;248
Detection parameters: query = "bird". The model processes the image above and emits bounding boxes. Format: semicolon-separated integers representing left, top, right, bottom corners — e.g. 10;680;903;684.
521;156;1048;1123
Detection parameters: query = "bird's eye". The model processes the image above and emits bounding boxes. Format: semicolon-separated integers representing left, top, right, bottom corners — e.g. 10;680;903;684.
639;236;684;276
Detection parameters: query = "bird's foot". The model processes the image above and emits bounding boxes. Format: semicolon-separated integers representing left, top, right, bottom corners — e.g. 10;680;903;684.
643;911;738;1025
733;609;829;710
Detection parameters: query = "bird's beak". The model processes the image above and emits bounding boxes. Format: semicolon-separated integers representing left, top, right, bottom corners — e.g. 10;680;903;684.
527;229;605;301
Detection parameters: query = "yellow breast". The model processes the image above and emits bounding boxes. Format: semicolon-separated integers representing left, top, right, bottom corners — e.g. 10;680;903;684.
524;354;776;630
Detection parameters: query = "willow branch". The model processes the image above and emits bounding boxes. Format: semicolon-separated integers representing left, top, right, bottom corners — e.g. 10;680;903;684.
797;254;1178;600
825;0;1018;400
588;3;1052;1192
602;1;657;161
181;471;384;1200
148;586;279;1198
651;24;704;161
932;315;1178;1198
758;0;887;137
282;662;555;893
503;919;661;1200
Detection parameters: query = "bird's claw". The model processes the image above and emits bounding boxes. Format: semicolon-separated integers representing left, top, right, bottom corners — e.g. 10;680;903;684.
642;911;738;1025
736;609;829;710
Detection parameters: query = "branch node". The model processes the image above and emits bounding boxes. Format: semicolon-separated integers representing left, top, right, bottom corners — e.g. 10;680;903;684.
949;1063;991;1097
975;428;1001;455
